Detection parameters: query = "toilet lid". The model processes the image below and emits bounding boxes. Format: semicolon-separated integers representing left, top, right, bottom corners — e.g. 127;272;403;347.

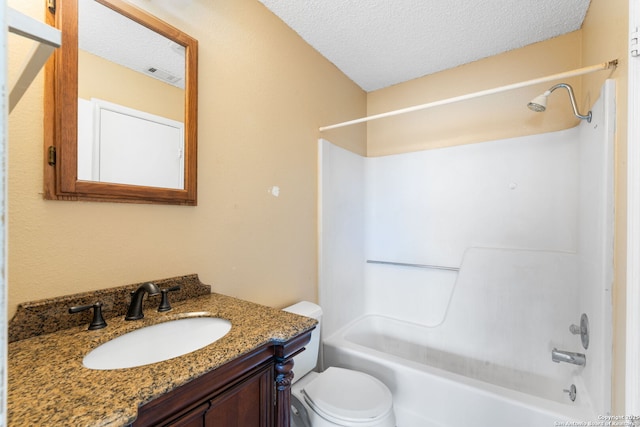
301;367;393;423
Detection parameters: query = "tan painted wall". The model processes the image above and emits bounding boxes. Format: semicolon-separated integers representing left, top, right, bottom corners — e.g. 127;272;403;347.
364;0;628;412
581;0;629;414
365;31;585;156
7;0;366;318
78;50;184;122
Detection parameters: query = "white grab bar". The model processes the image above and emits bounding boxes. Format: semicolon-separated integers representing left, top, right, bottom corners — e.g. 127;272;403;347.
366;259;459;272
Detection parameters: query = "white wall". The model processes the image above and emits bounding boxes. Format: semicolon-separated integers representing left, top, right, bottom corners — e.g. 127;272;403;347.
318;140;367;337
319;82;614;413
576;80;615;415
365;126;579;327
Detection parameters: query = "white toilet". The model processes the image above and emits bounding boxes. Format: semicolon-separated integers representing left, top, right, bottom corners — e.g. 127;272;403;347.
283;302;396;427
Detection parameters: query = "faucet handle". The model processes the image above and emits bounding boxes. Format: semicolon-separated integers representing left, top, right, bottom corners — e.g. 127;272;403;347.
158;286;181;312
563;384;577;401
569;313;590;349
69;302;107;330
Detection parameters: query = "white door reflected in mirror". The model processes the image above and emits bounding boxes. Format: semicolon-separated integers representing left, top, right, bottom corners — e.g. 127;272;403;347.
78;98;184;189
77;0;186;189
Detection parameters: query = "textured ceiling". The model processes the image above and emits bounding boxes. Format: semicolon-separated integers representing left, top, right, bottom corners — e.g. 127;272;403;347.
258;0;592;92
78;0;185;89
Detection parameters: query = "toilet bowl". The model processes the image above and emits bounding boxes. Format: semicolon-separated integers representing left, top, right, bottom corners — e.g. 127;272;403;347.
291;368;395;427
284;302;396;427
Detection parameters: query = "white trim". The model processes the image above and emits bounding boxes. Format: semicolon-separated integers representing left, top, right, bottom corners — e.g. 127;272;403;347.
9;42;55;112
91;98;185;130
627;0;640;418
7;8;60;113
317;139;324;370
7;7;60;47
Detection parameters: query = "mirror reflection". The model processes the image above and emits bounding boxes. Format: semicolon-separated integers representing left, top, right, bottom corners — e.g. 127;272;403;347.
77;0;186;189
45;0;198;205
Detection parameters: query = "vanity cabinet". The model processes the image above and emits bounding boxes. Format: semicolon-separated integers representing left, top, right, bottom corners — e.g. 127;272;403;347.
203;364;272;426
132;331;311;427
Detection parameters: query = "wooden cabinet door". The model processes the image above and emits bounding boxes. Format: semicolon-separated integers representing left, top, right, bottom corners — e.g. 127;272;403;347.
204;365;273;427
165;402;210;427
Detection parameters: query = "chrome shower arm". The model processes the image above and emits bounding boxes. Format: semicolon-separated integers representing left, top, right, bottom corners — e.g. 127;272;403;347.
547;83;592;122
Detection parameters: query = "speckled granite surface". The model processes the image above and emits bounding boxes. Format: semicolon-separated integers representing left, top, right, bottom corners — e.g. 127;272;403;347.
8;291;317;427
9;274;211;342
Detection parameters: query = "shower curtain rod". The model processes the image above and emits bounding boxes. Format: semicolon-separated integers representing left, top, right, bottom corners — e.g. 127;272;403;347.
319;59;618;132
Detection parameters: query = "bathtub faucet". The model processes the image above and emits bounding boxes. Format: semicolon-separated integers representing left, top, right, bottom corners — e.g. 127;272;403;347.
551;348;586;366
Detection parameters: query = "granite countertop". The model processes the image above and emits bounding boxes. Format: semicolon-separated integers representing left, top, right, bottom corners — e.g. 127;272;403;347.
8;292;317;426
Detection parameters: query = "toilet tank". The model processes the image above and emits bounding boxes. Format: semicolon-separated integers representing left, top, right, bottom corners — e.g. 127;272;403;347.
282;301;322;383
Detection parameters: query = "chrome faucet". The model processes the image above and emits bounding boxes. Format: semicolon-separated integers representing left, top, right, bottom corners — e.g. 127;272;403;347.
125;282;160;320
552;348;586;366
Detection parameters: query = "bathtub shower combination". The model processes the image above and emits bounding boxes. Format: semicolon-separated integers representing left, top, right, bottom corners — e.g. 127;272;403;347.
325;313;590;426
318;82;615;427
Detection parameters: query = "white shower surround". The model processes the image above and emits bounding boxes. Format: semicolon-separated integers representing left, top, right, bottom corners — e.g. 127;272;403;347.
324;314;594;426
318;80;615;423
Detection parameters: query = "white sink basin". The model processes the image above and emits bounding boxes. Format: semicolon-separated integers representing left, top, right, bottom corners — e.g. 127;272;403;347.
83;316;232;370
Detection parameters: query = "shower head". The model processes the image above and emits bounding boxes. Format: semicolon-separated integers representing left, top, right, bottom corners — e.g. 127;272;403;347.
527;92;550;112
527;83;591;122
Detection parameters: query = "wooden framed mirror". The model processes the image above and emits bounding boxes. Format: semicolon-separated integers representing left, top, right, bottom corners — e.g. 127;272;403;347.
44;0;198;205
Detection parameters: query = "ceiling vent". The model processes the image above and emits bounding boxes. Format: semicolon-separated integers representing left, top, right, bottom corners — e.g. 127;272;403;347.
145;66;183;88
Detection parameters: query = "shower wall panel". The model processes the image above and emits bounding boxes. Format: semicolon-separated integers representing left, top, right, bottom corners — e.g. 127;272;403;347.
365;128;581;326
318;139;367;338
575;80;615;415
318;81;614;413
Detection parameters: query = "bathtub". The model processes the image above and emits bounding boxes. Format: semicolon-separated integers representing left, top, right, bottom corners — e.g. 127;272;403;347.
323;315;598;427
